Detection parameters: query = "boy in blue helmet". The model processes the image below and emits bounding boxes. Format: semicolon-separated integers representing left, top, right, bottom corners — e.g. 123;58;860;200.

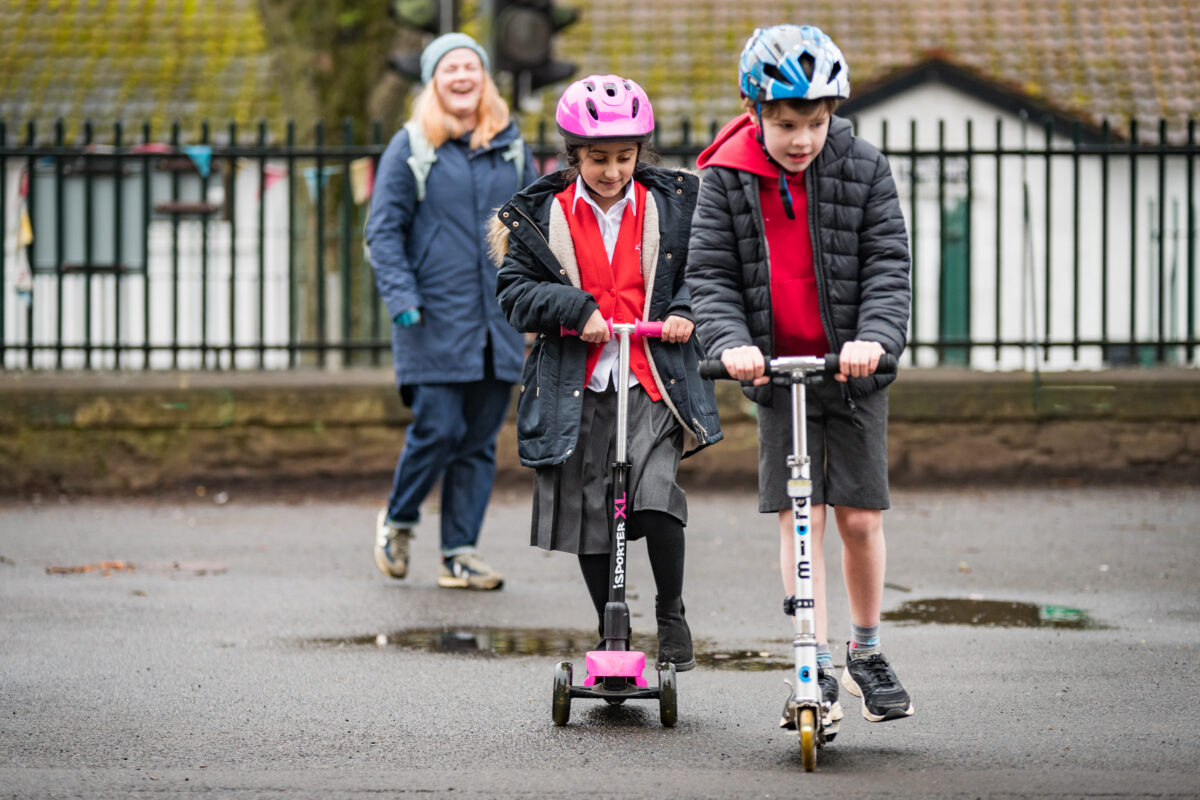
686;25;914;729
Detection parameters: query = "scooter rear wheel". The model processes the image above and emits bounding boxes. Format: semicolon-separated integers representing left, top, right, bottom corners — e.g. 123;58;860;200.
552;661;572;725
798;707;817;771
658;663;677;727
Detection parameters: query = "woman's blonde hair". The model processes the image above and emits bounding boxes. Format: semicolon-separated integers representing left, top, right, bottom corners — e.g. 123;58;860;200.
409;70;511;151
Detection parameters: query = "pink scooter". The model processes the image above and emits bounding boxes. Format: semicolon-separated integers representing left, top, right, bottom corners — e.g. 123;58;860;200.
552;319;678;727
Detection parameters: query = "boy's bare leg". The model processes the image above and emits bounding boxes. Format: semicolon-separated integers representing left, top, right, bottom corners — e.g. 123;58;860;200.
778;505;829;644
832;506;885;628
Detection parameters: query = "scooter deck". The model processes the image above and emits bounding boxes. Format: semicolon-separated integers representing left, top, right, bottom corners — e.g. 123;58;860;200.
569;683;662;701
581;649;649;687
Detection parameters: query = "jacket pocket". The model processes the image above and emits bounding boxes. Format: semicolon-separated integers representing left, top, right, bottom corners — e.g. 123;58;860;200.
409;219;442;278
516;338;547;441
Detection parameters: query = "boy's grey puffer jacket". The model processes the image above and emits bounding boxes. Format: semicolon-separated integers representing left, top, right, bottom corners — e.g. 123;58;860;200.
686;115;911;404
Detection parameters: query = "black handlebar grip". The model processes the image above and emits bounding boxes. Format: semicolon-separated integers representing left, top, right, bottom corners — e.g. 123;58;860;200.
698;359;731;380
824;353;899;374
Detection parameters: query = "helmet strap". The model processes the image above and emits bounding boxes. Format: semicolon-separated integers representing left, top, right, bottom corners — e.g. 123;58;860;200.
777;169;796;221
754;102;797;221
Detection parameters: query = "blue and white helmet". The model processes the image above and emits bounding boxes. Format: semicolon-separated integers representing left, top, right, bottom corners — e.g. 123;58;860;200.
738;25;850;102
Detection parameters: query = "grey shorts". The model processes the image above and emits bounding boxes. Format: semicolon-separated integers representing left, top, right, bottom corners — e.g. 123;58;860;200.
756;379;890;513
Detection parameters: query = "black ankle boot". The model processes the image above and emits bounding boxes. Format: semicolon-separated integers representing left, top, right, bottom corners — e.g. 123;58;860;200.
655;596;695;671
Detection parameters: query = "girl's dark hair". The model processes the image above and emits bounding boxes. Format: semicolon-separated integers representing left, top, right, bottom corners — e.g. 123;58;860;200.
559;142;661;187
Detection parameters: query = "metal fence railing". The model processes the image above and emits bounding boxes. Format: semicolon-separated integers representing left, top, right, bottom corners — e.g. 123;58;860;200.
2;115;1197;371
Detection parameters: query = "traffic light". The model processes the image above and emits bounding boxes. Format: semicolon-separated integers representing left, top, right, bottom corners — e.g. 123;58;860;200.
492;0;579;104
387;0;461;79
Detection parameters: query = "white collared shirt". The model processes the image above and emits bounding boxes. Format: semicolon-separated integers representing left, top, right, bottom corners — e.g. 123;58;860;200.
573;176;641;392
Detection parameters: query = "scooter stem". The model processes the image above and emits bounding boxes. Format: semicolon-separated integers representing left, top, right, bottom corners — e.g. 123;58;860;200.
612;323;635;463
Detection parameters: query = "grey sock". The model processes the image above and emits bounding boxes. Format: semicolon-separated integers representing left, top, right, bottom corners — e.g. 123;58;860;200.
850;623;880;657
817;644;833;670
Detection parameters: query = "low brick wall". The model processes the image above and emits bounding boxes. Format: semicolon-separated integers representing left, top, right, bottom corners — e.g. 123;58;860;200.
1;368;1198;494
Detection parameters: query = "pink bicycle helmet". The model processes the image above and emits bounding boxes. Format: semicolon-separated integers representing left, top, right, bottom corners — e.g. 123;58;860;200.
555;75;654;144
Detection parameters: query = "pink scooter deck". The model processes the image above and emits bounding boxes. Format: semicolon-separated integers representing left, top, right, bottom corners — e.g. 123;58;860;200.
582;650;649;687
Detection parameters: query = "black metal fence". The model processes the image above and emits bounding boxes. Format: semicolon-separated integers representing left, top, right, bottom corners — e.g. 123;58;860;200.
1;115;1197;371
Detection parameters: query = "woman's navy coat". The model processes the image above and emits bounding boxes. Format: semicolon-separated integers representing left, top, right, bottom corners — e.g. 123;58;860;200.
366;121;536;387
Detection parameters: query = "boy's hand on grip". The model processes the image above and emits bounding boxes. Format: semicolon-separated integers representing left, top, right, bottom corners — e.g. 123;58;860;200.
836;340;886;382
720;345;769;386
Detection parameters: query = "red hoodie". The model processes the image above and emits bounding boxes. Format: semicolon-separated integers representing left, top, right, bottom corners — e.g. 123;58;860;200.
696;114;829;357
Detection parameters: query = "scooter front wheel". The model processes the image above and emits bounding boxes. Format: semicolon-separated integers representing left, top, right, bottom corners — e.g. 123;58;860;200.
798;707;817;771
552;661;573;725
658;663;678;727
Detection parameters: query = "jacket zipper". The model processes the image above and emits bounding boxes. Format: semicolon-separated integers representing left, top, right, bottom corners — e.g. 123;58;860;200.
513;205;549;246
745;171;776;359
805;165;838;354
512;204;576;287
692;417;710;442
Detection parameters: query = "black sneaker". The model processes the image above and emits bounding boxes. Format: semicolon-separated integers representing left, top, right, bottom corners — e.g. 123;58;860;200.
841;643;914;722
820;666;843;736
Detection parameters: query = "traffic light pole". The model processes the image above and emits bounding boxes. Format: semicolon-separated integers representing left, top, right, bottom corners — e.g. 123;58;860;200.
439;0;456;34
479;0;496;65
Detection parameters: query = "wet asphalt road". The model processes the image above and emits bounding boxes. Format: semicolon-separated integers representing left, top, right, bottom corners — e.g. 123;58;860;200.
1;484;1198;799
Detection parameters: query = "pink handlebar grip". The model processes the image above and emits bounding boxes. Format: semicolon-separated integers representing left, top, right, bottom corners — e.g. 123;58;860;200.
632;319;664;338
560;319;665;339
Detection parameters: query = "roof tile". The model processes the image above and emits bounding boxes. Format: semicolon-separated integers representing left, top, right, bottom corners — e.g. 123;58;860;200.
527;0;1197;141
0;0;282;142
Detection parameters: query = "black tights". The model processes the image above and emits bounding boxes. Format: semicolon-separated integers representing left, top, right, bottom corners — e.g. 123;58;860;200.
577;510;685;618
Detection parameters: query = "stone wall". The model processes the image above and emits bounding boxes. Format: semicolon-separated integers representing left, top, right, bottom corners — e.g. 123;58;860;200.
1;368;1198;494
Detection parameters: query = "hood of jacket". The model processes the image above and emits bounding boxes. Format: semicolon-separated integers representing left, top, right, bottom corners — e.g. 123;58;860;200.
696;112;855;180
695;113;779;178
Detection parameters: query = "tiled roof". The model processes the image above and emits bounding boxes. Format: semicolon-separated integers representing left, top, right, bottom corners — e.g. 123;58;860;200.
3;1;1194;146
0;0;283;143
528;0;1199;143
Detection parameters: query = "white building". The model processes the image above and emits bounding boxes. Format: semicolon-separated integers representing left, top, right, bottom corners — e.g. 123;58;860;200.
843;59;1198;370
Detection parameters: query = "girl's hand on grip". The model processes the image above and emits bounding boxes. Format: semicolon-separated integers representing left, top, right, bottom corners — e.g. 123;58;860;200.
660;315;693;344
580;309;611;344
721;345;768;385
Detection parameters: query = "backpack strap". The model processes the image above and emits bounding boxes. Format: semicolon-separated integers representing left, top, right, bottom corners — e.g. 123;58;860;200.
405;121;526;201
501;137;525;193
403;121;438;202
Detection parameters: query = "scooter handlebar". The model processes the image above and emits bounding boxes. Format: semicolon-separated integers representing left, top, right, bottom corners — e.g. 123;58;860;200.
560;319;665;339
698;353;898;380
697;359;732;380
826;353;898;375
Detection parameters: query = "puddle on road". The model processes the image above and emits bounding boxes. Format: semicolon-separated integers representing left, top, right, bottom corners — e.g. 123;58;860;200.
694;649;790;671
303;600;1099;666
304;626;791;671
882;598;1101;629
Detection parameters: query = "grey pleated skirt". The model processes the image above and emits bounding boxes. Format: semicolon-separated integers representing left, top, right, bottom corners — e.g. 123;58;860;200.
532;384;687;555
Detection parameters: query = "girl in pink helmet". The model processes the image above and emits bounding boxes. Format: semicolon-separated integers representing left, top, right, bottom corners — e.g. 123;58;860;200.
490;75;723;670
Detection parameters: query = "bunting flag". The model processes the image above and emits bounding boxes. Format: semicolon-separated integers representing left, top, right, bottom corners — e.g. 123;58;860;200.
181;145;213;177
18;204;32;247
128;143;174;155
259;164;288;199
301;164;342;201
12;168;34;306
349;157;375;205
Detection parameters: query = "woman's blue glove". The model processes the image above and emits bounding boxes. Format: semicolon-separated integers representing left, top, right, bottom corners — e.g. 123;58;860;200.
393;308;422;327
